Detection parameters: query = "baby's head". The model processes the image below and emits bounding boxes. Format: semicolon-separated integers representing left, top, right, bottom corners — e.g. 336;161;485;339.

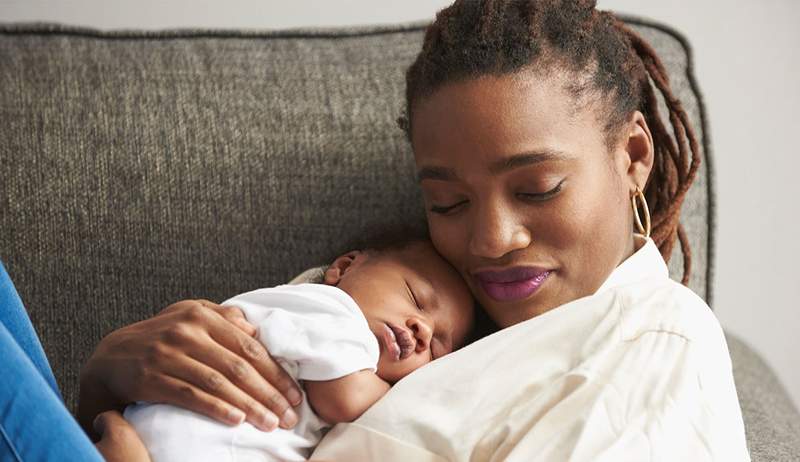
323;239;474;383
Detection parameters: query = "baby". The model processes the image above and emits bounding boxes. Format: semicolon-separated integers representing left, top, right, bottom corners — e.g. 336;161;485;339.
124;239;475;461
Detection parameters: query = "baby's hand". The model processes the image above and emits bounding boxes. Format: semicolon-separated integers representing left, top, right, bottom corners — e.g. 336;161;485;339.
94;410;152;462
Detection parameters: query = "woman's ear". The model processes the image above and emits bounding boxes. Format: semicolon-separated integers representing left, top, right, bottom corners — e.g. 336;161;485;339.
621;110;655;191
323;250;365;286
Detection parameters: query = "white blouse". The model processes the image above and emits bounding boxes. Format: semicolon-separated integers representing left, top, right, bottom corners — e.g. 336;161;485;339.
312;237;750;461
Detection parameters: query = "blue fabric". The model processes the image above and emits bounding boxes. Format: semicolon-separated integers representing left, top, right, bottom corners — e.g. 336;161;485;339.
0;262;60;399
0;261;103;461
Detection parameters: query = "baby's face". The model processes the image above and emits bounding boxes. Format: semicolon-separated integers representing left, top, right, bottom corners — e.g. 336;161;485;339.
333;241;474;383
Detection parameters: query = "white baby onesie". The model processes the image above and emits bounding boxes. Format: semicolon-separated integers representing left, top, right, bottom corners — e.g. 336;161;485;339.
125;283;380;462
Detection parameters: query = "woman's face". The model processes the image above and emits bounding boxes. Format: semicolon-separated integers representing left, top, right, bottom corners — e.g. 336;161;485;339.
410;70;653;328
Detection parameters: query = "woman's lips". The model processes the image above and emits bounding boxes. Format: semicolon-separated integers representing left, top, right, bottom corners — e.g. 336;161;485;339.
473;266;551;302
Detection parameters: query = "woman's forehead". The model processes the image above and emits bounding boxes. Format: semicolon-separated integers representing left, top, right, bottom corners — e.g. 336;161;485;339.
410;71;607;163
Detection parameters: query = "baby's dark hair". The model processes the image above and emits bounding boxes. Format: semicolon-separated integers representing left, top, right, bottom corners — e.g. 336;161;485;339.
337;222;431;259
398;0;700;284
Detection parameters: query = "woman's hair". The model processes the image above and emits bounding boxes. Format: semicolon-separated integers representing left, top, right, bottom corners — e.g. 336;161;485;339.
398;0;700;284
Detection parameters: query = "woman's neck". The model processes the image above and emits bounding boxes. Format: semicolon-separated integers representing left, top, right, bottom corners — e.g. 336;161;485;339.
620;233;646;267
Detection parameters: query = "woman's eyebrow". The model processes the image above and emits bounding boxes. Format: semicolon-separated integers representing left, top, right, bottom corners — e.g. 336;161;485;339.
417;149;571;182
417;165;455;182
489;150;572;174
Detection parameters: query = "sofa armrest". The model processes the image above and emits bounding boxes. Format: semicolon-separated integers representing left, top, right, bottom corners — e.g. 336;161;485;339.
726;332;800;460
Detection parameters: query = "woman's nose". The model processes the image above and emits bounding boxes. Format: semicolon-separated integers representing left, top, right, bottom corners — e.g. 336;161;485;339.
468;202;532;259
407;317;433;352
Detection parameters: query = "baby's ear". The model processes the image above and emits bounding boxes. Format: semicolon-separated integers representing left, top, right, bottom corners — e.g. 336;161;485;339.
323;250;364;286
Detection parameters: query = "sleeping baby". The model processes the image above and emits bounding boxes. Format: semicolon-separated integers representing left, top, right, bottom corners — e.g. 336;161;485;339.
124;239;475;461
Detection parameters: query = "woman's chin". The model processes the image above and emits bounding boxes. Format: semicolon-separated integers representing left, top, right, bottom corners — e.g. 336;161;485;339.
479;288;562;328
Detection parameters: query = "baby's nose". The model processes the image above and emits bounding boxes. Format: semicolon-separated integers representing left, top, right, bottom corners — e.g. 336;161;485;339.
408;318;433;352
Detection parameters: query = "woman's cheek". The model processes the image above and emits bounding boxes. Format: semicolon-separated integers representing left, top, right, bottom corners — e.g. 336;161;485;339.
427;215;465;267
547;180;627;287
521;187;582;252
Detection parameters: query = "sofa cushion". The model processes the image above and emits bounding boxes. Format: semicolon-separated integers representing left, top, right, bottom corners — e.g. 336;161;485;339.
727;334;800;460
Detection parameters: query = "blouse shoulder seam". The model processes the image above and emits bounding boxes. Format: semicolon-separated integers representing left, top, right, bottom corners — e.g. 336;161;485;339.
624;328;692;344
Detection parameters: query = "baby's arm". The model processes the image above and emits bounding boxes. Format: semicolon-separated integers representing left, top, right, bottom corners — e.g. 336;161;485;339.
304;370;390;424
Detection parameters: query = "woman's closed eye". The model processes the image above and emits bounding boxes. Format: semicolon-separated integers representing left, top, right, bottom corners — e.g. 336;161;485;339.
429;179;565;214
517;179;565;202
429;200;468;215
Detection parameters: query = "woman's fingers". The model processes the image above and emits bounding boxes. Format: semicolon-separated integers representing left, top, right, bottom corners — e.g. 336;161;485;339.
151;304;301;429
200;314;302;426
81;298;303;433
168;343;290;431
196;300;258;337
143;372;266;428
158;300;302;429
199;301;303;426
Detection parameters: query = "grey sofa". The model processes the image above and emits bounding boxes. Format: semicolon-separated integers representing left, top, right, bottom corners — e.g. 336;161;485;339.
1;17;798;461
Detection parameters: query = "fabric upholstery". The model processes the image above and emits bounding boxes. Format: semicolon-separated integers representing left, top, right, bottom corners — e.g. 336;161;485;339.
728;334;800;460
0;17;796;460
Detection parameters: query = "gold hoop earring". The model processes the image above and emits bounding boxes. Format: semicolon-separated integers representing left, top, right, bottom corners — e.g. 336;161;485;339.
631;187;651;238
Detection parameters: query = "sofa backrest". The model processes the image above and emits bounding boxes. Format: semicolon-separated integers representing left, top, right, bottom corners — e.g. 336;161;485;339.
0;18;713;411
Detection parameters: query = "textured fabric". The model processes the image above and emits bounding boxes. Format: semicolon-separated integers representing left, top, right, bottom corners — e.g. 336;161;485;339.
727;334;800;461
0;17;796;461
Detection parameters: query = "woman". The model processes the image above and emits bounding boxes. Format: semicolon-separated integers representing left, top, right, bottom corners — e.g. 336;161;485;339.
309;2;746;458
1;0;748;460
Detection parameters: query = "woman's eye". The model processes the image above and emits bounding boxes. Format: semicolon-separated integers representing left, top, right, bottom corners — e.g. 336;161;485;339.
518;180;564;201
429;200;468;215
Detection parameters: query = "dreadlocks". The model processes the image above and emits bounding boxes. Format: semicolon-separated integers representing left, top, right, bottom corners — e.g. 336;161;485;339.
398;0;701;284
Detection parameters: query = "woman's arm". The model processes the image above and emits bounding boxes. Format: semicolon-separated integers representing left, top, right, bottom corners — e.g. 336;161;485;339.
78;299;304;437
304;371;391;424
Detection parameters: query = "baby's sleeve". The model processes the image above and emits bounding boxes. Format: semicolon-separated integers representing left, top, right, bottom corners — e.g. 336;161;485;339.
225;285;380;382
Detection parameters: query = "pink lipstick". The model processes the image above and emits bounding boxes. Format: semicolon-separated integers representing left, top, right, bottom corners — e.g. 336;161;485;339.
473;267;551;302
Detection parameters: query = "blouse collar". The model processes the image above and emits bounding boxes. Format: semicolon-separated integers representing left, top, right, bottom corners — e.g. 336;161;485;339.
594;234;669;295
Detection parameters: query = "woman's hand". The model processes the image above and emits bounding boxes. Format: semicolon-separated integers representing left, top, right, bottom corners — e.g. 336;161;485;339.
94;410;151;462
78;299;303;436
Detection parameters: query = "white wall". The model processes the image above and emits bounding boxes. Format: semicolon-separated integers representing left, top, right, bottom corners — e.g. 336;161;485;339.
2;1;798;408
